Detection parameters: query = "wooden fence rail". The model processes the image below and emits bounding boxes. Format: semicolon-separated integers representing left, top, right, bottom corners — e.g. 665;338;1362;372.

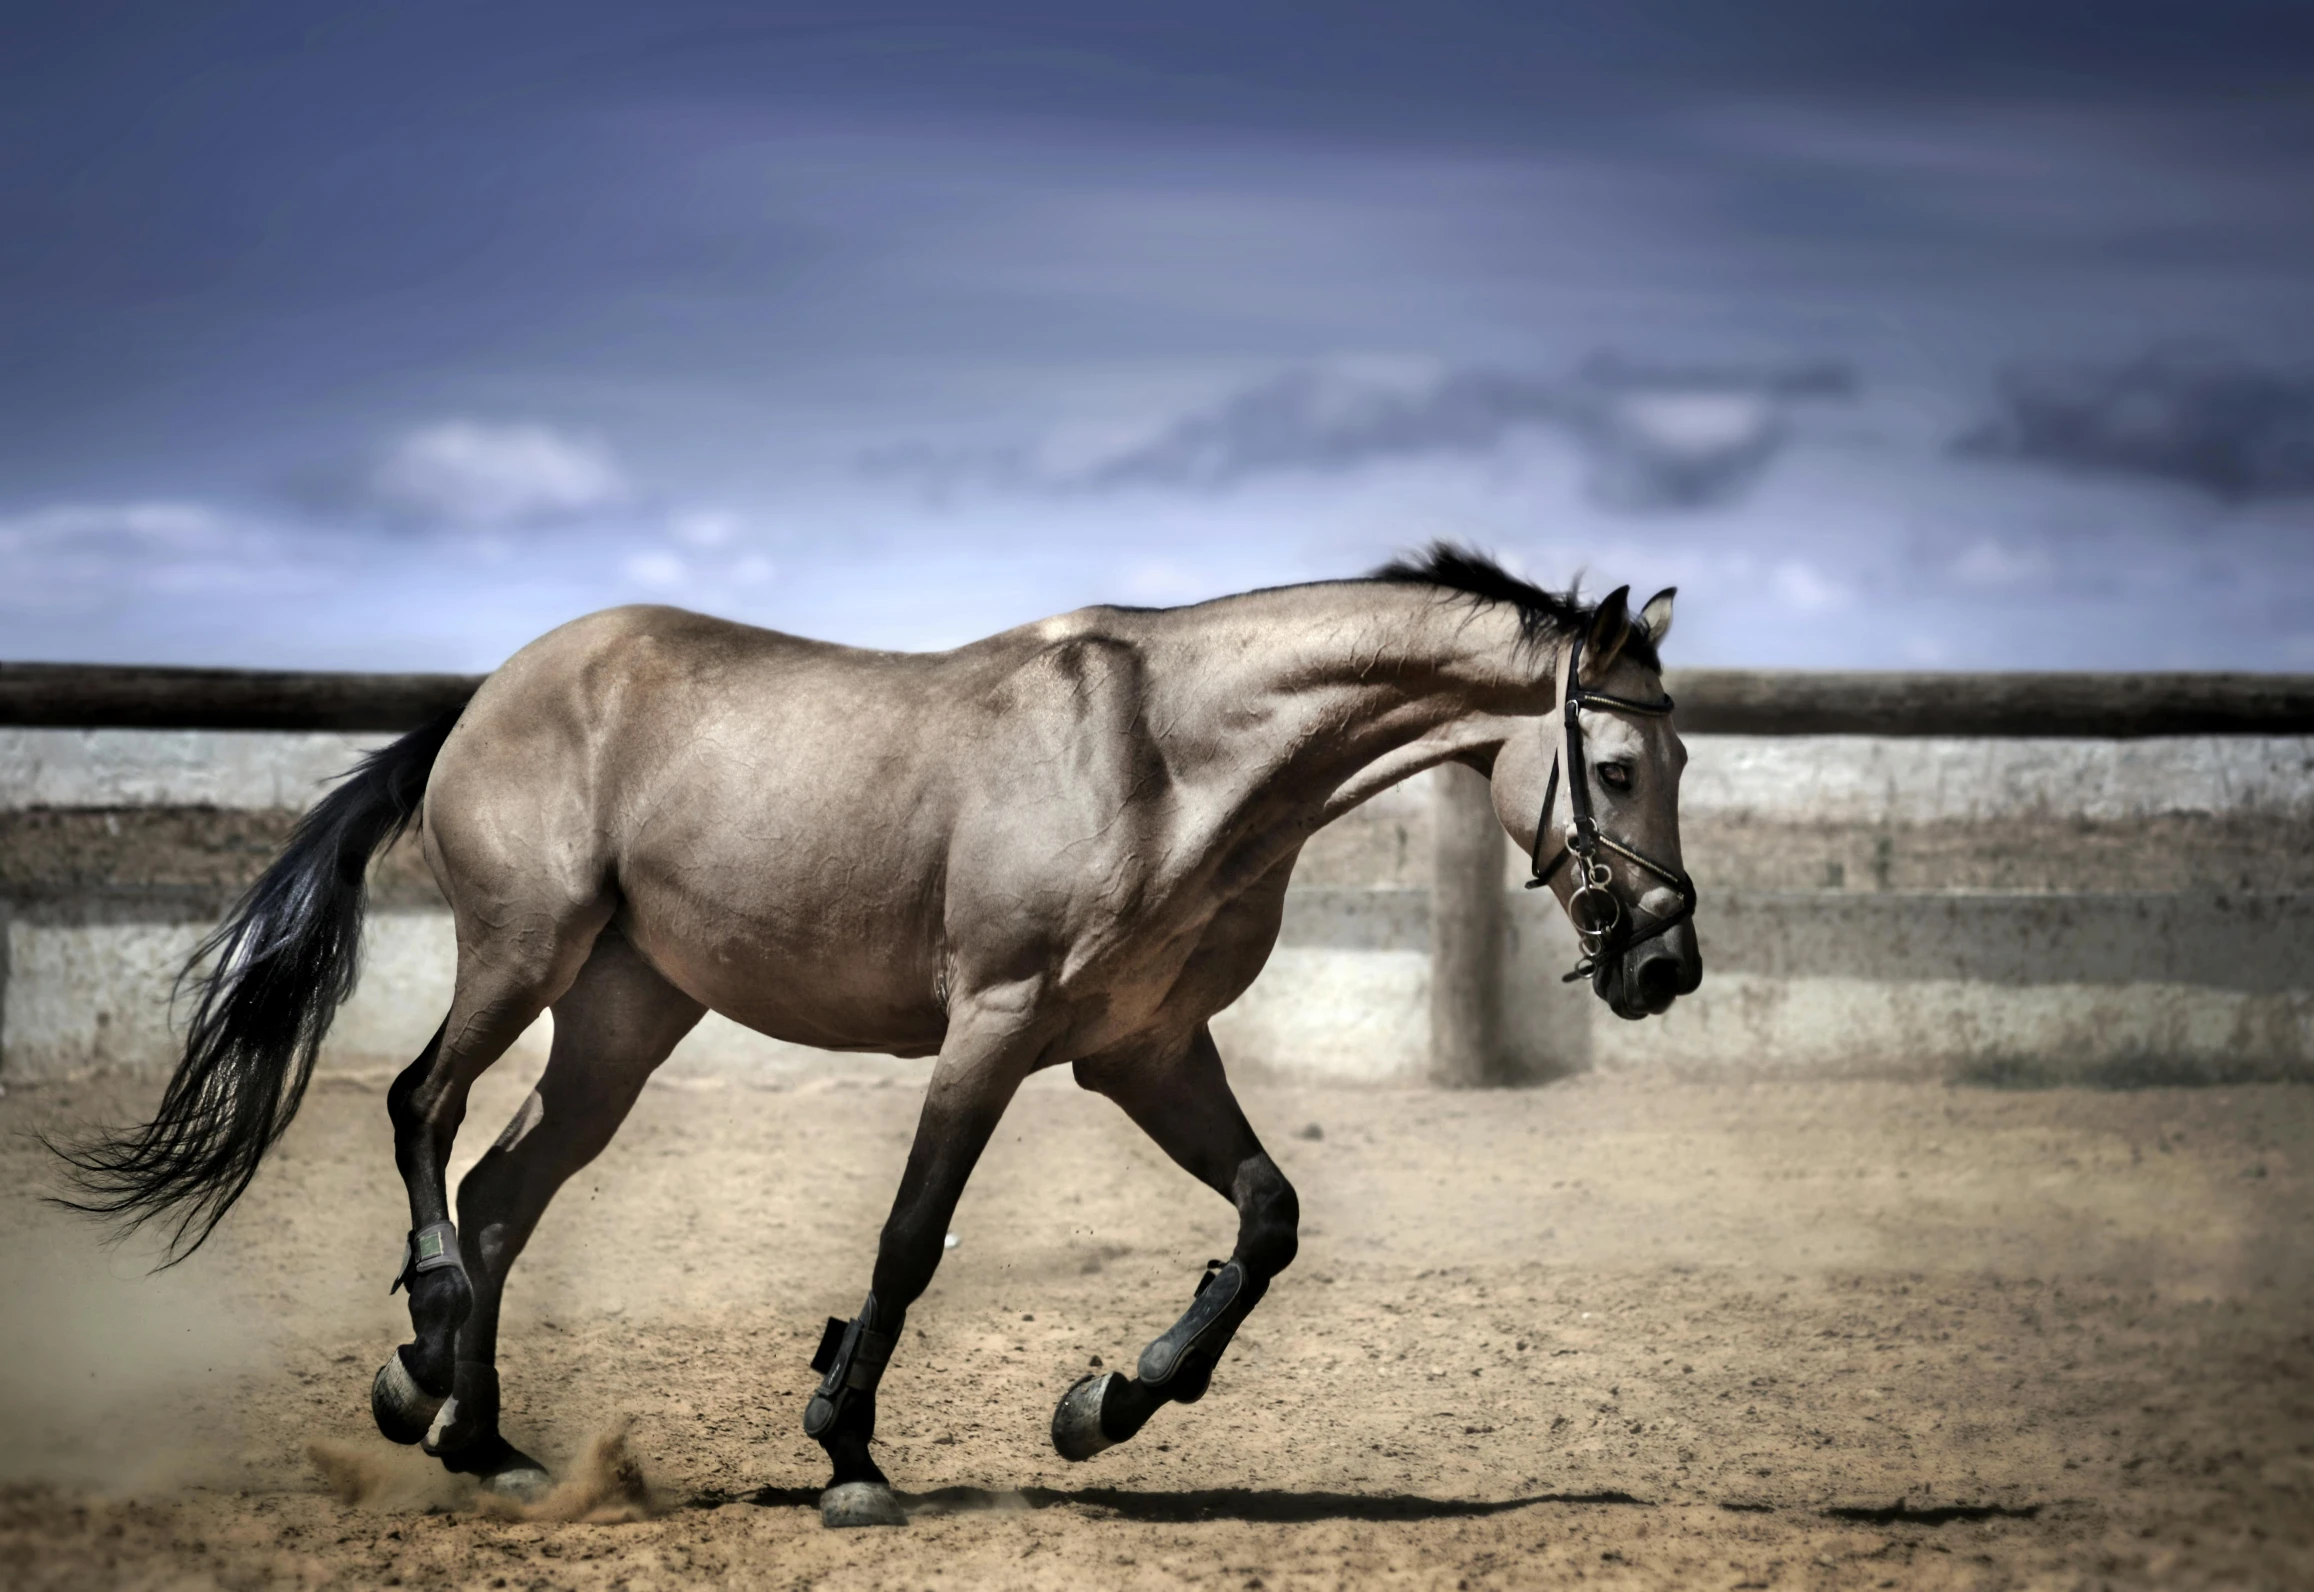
5;662;2313;736
1665;669;2314;738
0;664;482;732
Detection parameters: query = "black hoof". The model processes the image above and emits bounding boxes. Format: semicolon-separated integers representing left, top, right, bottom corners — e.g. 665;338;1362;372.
370;1350;444;1447
1052;1371;1122;1461
481;1460;553;1503
440;1433;552;1501
821;1481;907;1528
1051;1368;1162;1460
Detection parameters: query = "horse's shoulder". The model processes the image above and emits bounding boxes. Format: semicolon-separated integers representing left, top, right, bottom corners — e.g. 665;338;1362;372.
986;609;1154;724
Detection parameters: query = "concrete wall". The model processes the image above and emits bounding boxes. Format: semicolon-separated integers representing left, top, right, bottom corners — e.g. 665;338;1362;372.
4;728;2310;1087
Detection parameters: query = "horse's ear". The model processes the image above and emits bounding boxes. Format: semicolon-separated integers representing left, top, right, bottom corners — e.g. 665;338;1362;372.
1582;586;1632;679
1637;587;1676;647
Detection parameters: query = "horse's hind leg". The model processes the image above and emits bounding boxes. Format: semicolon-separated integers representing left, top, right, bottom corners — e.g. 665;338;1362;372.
1054;1024;1299;1461
370;900;611;1447
418;929;704;1495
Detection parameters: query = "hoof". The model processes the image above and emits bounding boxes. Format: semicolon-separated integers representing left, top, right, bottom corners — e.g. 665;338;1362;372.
478;1453;554;1502
820;1481;907;1529
438;1432;552;1502
1051;1371;1123;1462
370;1350;444;1447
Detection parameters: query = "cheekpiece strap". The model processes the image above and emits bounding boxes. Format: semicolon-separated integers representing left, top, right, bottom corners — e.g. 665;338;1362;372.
1525;754;1564;889
1529;630;1591;888
390;1220;464;1295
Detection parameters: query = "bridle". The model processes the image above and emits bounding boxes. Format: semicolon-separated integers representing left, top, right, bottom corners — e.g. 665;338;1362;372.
1524;631;1699;984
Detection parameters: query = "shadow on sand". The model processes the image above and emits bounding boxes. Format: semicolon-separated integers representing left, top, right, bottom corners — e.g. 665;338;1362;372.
1822;1500;2042;1526
719;1484;1650;1523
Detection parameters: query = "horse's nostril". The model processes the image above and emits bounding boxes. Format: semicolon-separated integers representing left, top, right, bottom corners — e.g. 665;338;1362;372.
1631;953;1681;1013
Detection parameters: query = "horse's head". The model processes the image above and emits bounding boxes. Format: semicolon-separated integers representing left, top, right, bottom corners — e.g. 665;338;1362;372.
1489;586;1702;1021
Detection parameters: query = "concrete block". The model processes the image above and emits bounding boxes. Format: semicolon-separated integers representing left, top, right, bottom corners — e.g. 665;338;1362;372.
0;905;847;1086
1209;946;1431;1084
1595;974;2314;1082
1679;734;2314;823
0;730;381;811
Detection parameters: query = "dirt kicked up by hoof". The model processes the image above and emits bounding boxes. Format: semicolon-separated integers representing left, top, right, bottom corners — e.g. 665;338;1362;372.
308;1428;659;1524
820;1481;908;1528
482;1429;658;1523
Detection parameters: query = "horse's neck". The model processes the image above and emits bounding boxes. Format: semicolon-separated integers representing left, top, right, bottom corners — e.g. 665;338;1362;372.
1139;584;1550;860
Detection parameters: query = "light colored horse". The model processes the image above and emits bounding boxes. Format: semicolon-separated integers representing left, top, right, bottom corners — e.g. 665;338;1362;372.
62;547;1699;1523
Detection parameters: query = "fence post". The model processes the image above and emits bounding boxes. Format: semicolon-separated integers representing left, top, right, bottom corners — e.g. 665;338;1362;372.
1430;764;1508;1087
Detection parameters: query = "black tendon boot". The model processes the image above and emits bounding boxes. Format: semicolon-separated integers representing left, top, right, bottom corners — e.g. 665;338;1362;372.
805;1293;907;1527
1053;1258;1263;1460
371;1221;471;1444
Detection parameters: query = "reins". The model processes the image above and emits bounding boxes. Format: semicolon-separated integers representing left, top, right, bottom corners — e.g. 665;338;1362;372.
1524;630;1699;983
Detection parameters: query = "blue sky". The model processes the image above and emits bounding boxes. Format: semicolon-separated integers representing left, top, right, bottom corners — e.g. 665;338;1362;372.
5;3;2312;669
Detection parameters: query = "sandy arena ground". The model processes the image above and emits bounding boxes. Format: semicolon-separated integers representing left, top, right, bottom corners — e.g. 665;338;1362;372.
1;1058;2308;1590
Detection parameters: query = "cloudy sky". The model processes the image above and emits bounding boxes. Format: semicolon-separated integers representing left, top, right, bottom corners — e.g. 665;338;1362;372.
5;3;2312;670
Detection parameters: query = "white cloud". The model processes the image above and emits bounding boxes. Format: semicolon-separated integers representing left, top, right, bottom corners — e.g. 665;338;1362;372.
1771;558;1851;612
1952;539;2054;586
621;550;688;589
670;509;741;549
621;544;776;593
0;500;296;615
867;358;1845;515
1;500;229;548
370;421;627;528
1117;557;1217;603
1585;389;1787;512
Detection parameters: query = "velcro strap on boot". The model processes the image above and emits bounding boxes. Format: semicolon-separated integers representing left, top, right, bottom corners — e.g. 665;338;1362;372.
843;1322;895;1391
809;1316;847;1375
802;1296;898;1439
390;1221;465;1294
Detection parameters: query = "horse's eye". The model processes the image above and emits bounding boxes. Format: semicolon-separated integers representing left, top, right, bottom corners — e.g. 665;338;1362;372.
1598;762;1632;792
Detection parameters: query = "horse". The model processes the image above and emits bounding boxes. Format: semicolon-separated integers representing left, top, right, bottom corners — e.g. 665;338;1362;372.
58;545;1702;1526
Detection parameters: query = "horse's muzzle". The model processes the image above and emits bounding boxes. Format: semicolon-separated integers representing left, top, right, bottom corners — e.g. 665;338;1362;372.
1593;920;1703;1021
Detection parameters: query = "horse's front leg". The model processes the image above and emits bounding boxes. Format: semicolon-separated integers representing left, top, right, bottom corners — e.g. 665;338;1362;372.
1054;1024;1299;1461
807;992;1049;1527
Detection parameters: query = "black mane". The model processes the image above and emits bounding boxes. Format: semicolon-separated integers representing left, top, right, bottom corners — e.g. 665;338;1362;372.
1367;541;1660;671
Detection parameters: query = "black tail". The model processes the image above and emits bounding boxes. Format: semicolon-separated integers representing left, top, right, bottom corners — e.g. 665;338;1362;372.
51;709;465;1262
